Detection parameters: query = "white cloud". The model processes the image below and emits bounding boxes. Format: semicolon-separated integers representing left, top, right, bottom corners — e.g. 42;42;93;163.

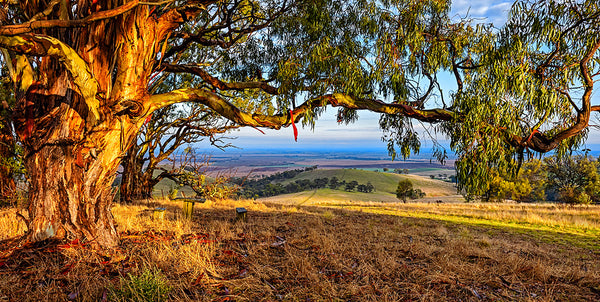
450;0;512;26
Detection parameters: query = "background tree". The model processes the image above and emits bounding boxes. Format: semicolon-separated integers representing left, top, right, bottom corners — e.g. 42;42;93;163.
344;180;358;192
484;162;546;202
396;179;413;203
449;0;600;195
118;102;236;203
329;177;339;189
161;149;239;201
544;155;599;204
0;0;599;247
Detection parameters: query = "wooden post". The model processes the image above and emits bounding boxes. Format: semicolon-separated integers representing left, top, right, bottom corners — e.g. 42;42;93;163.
236;207;247;222
153;207;166;220
182;200;195;220
181;197;206;220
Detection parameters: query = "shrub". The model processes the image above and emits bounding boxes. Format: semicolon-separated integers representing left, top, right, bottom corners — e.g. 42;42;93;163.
109;269;172;302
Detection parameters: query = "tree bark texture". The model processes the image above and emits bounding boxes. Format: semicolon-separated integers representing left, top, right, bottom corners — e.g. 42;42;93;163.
0;3;183;246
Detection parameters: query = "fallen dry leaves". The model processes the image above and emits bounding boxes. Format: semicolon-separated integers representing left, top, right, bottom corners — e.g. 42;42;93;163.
0;200;598;301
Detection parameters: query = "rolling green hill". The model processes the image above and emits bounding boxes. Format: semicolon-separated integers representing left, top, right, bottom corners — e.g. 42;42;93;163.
149;168;460;204
274;168;456;196
259;168;461;205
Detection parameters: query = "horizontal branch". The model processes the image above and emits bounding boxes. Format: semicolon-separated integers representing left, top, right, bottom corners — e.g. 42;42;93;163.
0;0;150;35
147;86;600;155
161;64;279;95
147;88;455;130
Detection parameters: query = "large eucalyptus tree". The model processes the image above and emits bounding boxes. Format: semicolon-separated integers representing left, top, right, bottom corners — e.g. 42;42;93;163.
0;0;598;247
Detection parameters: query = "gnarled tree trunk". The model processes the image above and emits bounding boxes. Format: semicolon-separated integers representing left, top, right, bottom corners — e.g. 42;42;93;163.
26;143;119;246
16;89;140;247
0;2;192;247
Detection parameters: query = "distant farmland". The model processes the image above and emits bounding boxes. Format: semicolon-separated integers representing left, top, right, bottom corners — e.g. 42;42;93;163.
259;168;461;204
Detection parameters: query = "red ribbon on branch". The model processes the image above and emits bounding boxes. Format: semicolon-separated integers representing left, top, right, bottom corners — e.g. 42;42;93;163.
290;109;298;142
143;113;153;127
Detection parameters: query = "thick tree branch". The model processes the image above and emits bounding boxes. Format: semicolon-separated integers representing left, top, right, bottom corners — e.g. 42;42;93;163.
0;34;100;123
511;40;600;153
0;0;165;35
147;88;455;130
161;63;279;95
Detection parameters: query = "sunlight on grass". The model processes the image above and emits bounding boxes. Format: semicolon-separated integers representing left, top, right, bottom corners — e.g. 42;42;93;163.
1;198;599;301
322;202;600;250
0;208;27;240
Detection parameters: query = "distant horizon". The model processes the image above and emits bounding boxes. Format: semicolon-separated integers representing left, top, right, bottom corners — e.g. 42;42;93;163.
194;143;600;159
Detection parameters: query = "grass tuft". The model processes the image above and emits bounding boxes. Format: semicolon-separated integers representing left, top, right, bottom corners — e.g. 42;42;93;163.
108;269;172;302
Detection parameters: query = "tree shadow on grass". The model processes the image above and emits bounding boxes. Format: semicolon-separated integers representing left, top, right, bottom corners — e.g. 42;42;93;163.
0;203;598;301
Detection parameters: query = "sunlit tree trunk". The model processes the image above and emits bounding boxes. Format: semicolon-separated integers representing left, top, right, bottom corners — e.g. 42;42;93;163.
15;87;141;246
1;3;175;246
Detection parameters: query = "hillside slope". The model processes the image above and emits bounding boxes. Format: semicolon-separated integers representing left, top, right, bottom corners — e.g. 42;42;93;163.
275;168;456;196
261;169;461;205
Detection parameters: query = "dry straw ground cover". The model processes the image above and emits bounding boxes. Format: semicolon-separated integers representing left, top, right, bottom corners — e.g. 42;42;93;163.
0;199;599;301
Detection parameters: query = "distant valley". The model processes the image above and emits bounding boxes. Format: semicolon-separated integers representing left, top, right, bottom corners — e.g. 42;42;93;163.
201;150;456;178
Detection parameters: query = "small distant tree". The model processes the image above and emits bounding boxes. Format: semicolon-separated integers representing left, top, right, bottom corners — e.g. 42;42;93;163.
366;182;375;193
396;179;413;203
329;177;339;189
314;178;329;189
285;182;300;194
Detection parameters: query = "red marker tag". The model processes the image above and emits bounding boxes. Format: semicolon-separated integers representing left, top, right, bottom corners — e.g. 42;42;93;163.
290;109;298;142
143;114;153;126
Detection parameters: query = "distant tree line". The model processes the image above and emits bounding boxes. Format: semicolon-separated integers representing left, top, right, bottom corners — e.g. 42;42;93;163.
232;167;375;198
478;154;600;204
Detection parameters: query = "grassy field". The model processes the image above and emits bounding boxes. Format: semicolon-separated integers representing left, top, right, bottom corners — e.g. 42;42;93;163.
151;168;459;203
1;198;599;301
275;169;456;195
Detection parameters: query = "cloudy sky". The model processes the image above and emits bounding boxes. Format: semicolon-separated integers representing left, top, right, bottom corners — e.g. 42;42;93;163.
206;0;600;153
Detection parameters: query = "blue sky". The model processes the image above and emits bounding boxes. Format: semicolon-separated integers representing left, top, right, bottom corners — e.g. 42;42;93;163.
206;0;600;153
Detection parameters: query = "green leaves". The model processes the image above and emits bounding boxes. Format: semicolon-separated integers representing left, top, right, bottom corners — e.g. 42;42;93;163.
144;0;600;196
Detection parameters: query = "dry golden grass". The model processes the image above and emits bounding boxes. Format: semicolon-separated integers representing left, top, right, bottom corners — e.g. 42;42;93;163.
0;199;599;301
0;207;27;240
320;201;600;230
